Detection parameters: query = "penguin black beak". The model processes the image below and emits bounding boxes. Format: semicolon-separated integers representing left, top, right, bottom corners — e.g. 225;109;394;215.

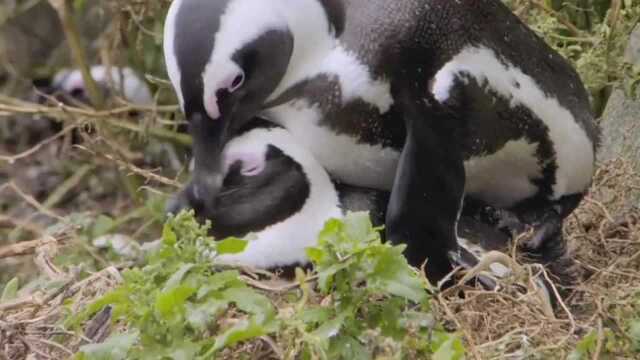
169;110;229;215
166;86;259;219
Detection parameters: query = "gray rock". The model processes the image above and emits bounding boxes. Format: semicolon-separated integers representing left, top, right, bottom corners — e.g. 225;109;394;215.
598;24;640;167
599;88;640;166
624;24;640;66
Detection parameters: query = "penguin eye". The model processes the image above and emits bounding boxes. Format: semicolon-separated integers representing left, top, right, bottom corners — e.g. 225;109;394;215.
229;72;244;92
70;87;85;98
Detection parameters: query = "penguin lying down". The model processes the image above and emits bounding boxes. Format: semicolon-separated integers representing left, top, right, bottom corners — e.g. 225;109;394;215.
190;119;541;294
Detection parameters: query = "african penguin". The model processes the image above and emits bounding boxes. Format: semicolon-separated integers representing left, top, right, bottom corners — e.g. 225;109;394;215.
23;66;153;144
163;0;598;284
199;120;514;286
46;66;153;106
198;120;343;268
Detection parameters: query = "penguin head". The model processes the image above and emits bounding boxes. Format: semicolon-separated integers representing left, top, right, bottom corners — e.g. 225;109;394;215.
163;0;344;209
34;66;153;106
188;121;312;239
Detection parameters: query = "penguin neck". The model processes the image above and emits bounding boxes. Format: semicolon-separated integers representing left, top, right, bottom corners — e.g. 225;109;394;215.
267;0;338;103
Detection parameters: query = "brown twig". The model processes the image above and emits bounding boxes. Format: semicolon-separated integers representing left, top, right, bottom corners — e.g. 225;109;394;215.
0;125;77;164
0;237;60;260
3;182;64;221
437;292;482;360
530;0;583;36
75;145;182;188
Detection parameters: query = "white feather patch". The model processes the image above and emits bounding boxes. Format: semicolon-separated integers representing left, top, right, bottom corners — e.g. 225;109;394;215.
163;0;183;108
266;100;401;190
216;127;343;268
53;66;153;106
432;46;594;201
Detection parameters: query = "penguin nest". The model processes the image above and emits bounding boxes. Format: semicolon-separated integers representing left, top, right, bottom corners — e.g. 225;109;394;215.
435;158;640;358
1;159;638;359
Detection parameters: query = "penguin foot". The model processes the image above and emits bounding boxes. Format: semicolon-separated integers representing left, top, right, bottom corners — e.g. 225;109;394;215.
455;250;555;318
518;212;563;253
447;247;500;291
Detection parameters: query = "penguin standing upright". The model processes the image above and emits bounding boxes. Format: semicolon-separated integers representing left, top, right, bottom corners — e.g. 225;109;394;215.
163;0;598;283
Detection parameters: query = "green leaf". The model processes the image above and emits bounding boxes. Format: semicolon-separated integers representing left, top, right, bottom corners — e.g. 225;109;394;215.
569;331;597;360
162;223;177;246
196;270;243;300
316;262;351;293
311;315;345;340
433;335;465;360
299;307;333;325
629;320;640;352
77;330;139;360
92;215;115;238
162;263;195;292
216;237;248;255
1;277;19;302
155;284;196;319
305;247;324;263
186;299;227;331
212;320;267;352
370;246;427;303
342;211;374;243
222;287;276;324
168;341;201;360
328;335;369;360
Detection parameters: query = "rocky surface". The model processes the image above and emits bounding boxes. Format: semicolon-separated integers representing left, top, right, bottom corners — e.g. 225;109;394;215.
599;25;640;167
598;25;640;209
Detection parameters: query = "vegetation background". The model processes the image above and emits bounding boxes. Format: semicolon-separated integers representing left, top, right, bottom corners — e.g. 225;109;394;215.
0;0;639;359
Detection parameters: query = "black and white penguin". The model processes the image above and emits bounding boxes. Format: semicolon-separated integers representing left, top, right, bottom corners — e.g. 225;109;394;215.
203;120;514;287
163;0;598;283
47;65;153;106
202;120;343;268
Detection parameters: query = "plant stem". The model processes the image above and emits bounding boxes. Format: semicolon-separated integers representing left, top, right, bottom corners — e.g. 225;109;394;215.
49;0;104;109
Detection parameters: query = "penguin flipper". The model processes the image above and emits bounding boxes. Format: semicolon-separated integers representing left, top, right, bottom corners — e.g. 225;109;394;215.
385;86;465;284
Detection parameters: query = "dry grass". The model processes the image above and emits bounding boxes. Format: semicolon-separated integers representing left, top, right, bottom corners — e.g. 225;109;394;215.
0;157;638;359
436;158;640;359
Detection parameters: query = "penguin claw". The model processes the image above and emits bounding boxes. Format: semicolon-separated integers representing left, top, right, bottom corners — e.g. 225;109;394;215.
455;250;556;318
521;216;562;252
447;249;499;291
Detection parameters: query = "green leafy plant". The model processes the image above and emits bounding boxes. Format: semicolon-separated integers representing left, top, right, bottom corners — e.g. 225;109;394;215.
70;211;463;359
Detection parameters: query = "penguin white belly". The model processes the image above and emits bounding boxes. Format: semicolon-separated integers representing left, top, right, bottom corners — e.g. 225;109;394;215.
216;203;343;269
267;102;401;191
463;139;542;208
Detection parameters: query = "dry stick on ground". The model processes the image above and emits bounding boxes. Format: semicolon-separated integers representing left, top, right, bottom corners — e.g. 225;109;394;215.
0;124;77;163
437;292;483;360
0;95;179;116
0;215;46;237
3;182;64;222
0;101;192;147
43;164;96;209
74;145;182;188
0;237;61;260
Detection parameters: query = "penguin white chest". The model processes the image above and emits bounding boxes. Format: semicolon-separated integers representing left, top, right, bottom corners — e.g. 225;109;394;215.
267;101;401;191
266;44;400;190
